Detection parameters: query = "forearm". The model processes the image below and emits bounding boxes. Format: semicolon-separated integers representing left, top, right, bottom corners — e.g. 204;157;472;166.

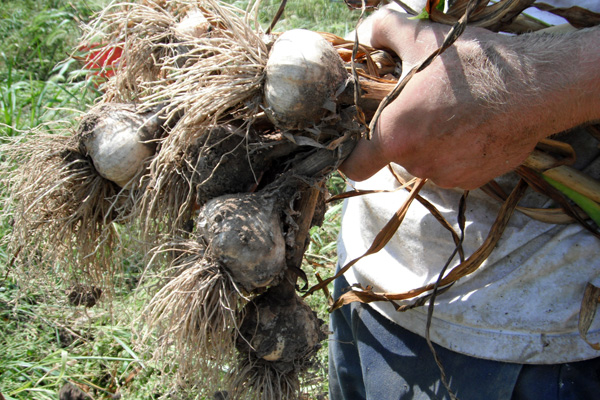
544;26;600;129
495;26;600;138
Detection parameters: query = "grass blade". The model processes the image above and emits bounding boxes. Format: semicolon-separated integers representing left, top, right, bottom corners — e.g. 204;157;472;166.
543;175;600;226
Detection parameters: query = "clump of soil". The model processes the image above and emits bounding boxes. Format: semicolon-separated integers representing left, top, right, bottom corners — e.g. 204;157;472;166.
188;125;295;206
236;283;327;373
58;383;91;400
66;285;103;308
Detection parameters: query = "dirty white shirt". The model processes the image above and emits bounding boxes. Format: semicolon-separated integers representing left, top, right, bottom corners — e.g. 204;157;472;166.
338;1;600;364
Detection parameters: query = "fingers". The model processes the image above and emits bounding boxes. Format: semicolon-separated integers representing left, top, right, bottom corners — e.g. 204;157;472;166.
370;10;446;64
368;8;412;52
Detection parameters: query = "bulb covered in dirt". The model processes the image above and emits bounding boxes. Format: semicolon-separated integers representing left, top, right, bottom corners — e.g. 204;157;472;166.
197;192;287;293
236;283;327;374
78;103;164;187
264;29;347;129
188;124;296;206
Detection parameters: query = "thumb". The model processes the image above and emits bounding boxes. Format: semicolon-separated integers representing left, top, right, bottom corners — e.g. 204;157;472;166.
339;131;389;182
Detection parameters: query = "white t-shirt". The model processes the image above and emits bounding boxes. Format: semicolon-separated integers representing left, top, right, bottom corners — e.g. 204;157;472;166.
338;2;600;364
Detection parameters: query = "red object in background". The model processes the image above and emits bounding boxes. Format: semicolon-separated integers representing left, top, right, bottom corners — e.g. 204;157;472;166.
80;43;123;80
425;0;442;14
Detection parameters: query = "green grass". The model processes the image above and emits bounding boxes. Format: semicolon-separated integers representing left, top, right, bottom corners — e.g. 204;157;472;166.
0;285;168;399
232;0;360;35
0;1;360;399
0;0;103;81
0;0;105;137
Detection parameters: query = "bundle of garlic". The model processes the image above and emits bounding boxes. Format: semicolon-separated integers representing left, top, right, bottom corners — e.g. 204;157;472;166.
0;0;392;398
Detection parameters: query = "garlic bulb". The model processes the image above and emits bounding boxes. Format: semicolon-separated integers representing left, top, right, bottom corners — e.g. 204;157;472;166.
264;29;347;129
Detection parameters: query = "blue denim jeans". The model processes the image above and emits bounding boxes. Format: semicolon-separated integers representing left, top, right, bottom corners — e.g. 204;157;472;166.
328;275;600;400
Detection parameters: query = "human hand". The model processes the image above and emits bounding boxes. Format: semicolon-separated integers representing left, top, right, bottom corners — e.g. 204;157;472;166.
340;9;600;189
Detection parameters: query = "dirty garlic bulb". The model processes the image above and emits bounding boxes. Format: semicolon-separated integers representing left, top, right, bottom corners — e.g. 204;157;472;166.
264;29;347;129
